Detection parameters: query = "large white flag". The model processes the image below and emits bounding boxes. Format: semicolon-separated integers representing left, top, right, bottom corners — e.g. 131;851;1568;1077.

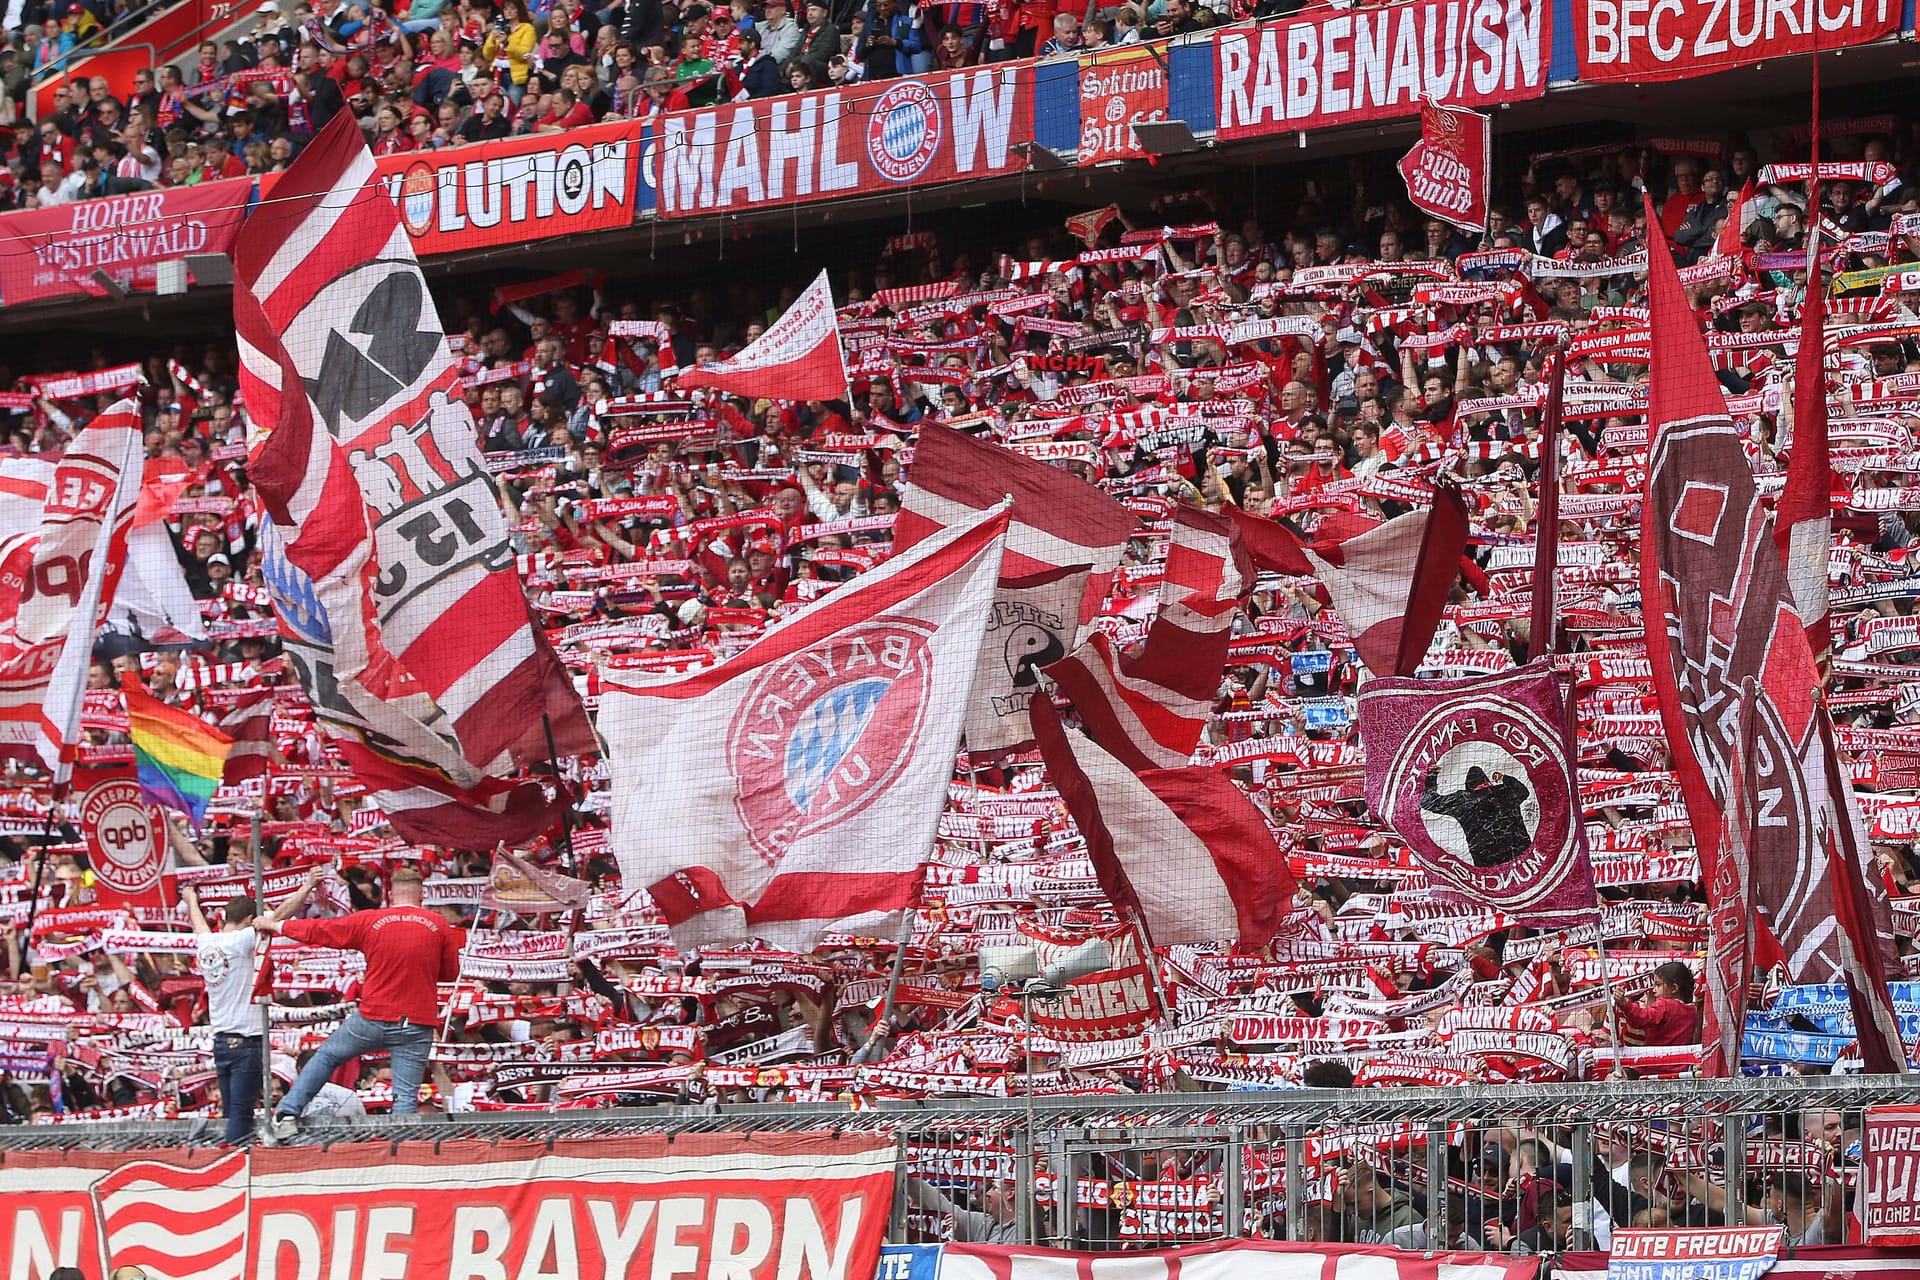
0;400;143;778
602;505;1009;951
672;268;849;403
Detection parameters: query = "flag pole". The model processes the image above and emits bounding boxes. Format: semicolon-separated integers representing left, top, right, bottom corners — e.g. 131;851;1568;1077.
19;789;64;976
252;807;272;1134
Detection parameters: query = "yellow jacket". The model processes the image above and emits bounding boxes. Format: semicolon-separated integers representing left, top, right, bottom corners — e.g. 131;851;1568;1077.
482;21;537;84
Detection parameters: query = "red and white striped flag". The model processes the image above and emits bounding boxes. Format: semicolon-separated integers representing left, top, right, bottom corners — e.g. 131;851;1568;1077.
233;111;593;847
673;269;849;403
216;688;275;784
1030;690;1298;949
0;401;143;779
1293;488;1471;677
92;1149;248;1280
896;423;1141;578
1774;247;1831;667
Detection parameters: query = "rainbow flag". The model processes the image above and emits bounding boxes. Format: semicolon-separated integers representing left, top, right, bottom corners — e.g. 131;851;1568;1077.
122;673;232;829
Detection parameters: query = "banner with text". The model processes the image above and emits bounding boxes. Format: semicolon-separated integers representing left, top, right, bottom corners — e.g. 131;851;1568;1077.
0;1133;893;1280
642;66;1031;218
1077;43;1170;167
0;177;252;306
1211;0;1549;141
375;119;643;255
1573;0;1899;81
1864;1105;1920;1245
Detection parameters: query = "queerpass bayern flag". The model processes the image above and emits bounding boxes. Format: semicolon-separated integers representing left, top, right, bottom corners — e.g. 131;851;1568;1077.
673;269;849;403
1358;661;1597;928
1029;688;1297;949
0;400;143;778
233;110;593;848
896;423;1141;578
1641;191;1885;986
602;506;1009;951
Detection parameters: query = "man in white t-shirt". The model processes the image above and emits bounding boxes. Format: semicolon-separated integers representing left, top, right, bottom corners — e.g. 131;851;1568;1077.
184;867;321;1144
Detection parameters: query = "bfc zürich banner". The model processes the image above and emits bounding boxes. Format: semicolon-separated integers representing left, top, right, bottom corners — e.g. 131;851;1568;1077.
1574;0;1899;82
0;1133;894;1280
1211;0;1548;141
642;66;1031;218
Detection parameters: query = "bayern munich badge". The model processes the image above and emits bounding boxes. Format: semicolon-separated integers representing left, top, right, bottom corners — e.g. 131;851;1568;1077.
726;619;936;865
867;82;943;184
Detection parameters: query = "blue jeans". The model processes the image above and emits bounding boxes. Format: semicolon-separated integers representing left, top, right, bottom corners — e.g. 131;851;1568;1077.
213;1033;262;1144
276;1010;434;1119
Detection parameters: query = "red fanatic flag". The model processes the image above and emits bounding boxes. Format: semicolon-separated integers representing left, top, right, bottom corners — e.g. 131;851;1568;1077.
1397;99;1491;234
1358;661;1598;928
601;506;1009;952
1640;192;1849;985
1029;686;1297;949
897;423;1141;577
233;111;592;846
1292;486;1471;678
673;269;849;402
94;1149;249;1280
1774;247;1831;667
1045;507;1249;770
0;400;143;779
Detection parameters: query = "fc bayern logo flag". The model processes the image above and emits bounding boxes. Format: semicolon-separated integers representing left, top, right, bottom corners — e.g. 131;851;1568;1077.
602;505;1009;952
1397;98;1490;233
1359;661;1598;926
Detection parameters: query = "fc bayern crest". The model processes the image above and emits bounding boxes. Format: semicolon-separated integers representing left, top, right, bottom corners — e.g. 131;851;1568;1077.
1360;663;1596;924
398;161;437;238
725;618;936;865
867;82;943;184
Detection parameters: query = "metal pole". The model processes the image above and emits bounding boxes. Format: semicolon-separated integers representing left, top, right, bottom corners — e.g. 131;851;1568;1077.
1284;1125;1307;1241
253;809;271;1137
1014;1119;1035;1245
1722;1111;1746;1228
1570;1122;1594;1251
1223;1126;1245;1239
1426;1120;1449;1248
19;790;65;953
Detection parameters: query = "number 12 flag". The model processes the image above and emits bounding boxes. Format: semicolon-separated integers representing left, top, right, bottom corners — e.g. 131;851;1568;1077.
602;507;1010;951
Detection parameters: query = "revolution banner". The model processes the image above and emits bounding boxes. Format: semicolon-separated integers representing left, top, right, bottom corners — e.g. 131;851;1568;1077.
0;177;252;305
643;66;1030;218
375;119;642;255
1076;43;1169;167
1574;0;1899;81
0;1132;894;1280
1212;0;1548;141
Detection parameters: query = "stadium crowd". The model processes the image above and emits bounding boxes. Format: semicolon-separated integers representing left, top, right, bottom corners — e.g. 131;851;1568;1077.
0;123;1917;1245
0;0;1213;206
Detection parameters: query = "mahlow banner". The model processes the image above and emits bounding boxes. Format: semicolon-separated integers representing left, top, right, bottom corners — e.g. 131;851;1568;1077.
0;177;252;305
0;1132;894;1280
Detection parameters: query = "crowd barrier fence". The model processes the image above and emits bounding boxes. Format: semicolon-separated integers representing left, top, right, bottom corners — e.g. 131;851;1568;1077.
0;1073;1911;1250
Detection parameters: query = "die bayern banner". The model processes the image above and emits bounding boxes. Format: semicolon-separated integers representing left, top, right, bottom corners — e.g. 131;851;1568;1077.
1210;0;1549;141
0;1133;894;1280
641;65;1031;218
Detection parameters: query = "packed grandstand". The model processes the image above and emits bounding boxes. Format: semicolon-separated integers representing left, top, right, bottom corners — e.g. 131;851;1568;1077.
0;0;1915;1268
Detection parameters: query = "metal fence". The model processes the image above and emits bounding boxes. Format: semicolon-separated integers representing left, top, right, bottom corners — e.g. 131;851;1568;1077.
2;1075;1916;1252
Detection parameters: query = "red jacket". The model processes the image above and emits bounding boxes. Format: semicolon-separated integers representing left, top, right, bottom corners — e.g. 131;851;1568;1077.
282;906;461;1024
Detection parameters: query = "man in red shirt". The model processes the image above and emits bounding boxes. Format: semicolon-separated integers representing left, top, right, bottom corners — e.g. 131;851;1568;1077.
256;865;460;1140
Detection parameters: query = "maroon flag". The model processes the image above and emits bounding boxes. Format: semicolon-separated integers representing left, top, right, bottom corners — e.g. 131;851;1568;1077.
1528;353;1567;663
673;269;849;403
1397;99;1491;234
896;423;1140;578
1293;486;1471;677
1030;690;1298;949
1639;192;1852;990
1358;661;1597;928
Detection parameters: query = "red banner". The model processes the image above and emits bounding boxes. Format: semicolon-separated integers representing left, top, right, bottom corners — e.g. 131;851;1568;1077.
1398;99;1491;233
0;1133;894;1279
0;178;251;305
1574;0;1899;82
1864;1105;1920;1244
644;66;1030;219
375;119;643;255
1076;45;1170;168
1211;0;1548;140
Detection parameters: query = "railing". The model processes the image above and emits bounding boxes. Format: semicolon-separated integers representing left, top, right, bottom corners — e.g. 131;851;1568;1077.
4;1075;1915;1250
